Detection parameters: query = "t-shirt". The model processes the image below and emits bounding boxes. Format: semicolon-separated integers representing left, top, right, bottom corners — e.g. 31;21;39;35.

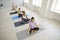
22;15;27;19
29;21;37;29
18;11;22;14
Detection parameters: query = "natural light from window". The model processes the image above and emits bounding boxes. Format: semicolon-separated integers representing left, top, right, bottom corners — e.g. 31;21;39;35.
51;0;60;13
24;0;29;3
55;0;60;11
32;0;42;7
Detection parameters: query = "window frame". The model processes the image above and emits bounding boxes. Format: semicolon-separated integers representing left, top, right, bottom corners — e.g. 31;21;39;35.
32;0;42;7
24;0;29;3
51;0;60;13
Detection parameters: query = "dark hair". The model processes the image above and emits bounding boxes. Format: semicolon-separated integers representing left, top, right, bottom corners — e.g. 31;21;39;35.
19;8;20;9
31;17;35;22
22;11;25;13
1;4;3;7
31;17;35;20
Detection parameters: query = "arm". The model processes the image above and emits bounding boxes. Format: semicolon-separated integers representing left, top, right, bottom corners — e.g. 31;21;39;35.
28;25;30;31
28;22;31;31
26;15;28;18
26;14;28;19
35;22;38;28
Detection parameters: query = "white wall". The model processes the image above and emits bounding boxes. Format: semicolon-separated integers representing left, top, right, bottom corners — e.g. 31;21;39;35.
23;0;60;21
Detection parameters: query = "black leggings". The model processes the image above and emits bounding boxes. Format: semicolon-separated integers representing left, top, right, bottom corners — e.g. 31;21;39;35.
22;18;30;21
18;14;22;17
29;27;39;34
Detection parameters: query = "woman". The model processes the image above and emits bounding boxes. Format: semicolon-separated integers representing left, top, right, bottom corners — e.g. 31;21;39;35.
28;17;39;34
18;8;22;17
11;3;15;11
22;11;30;22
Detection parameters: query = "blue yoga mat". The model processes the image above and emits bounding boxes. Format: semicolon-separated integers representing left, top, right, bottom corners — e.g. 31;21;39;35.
12;16;20;20
11;12;30;20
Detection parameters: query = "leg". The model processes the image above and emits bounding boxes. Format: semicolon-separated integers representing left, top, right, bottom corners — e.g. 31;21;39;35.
33;27;39;31
18;14;22;17
15;11;18;13
32;30;36;33
29;28;36;34
29;29;32;34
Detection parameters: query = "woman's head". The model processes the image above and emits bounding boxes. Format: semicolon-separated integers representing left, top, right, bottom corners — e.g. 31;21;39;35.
18;8;20;10
31;17;35;22
22;11;25;16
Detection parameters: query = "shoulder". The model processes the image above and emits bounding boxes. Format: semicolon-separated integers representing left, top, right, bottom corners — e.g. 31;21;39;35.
34;21;37;24
29;21;32;24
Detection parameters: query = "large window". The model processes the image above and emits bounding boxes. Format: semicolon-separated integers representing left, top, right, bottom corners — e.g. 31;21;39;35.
55;0;60;11
24;0;29;3
51;0;60;13
32;0;42;7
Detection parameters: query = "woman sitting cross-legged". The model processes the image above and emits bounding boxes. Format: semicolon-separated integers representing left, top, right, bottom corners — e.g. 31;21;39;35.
22;11;30;22
18;8;22;17
28;17;39;34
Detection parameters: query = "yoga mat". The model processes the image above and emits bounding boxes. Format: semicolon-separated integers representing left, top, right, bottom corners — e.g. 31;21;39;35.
16;26;46;40
10;11;17;15
10;12;17;15
12;16;20;20
16;29;36;40
14;21;29;27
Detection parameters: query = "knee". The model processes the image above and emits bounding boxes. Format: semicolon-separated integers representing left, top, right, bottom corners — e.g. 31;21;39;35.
37;28;39;31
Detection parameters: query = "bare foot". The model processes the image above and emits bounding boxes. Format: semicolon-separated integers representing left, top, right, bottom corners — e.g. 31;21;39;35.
32;30;36;33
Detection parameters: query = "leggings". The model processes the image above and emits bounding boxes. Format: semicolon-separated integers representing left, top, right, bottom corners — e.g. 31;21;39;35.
22;18;30;21
29;27;39;34
18;14;22;17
